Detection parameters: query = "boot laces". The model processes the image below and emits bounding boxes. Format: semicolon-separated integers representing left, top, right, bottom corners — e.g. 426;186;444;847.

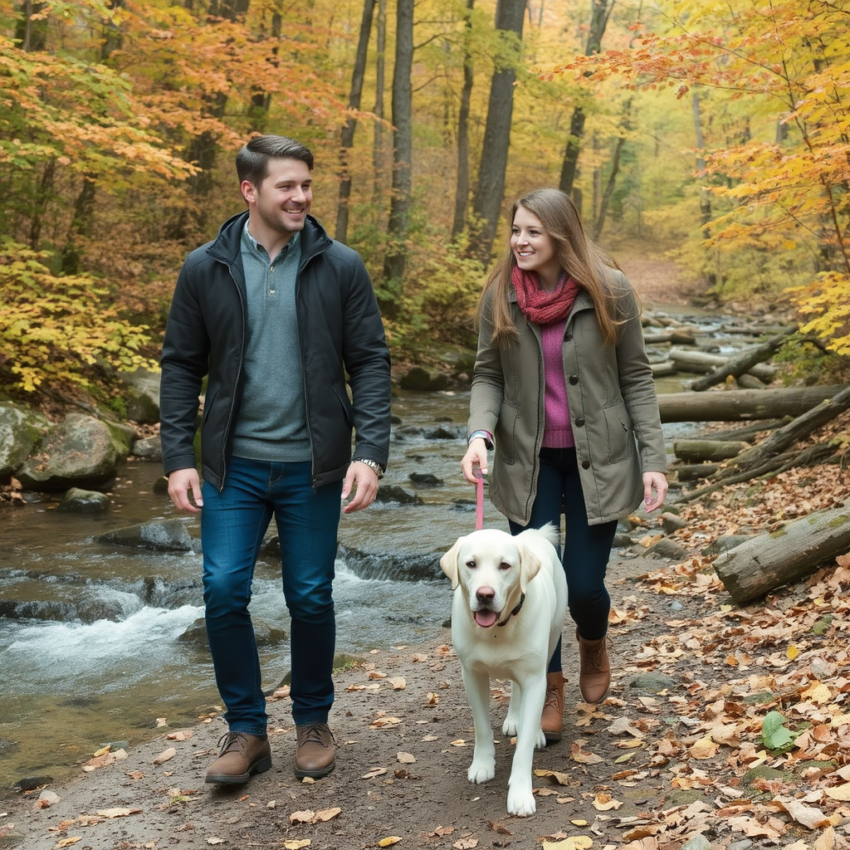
217;731;250;755
544;682;561;710
298;723;334;748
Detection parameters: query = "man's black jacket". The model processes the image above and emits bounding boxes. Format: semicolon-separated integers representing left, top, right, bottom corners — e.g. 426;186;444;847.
160;211;391;491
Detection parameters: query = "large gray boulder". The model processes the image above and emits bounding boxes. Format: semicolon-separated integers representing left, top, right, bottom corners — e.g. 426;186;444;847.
96;518;195;552
0;402;49;480
16;414;125;491
121;368;161;425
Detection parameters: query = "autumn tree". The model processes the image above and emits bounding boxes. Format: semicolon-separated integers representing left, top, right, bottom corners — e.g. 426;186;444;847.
552;0;850;355
470;0;525;262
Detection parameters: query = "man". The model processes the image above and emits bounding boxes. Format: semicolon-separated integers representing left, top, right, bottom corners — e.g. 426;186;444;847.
160;135;391;785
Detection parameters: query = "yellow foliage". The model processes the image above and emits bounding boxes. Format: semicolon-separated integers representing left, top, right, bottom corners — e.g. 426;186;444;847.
0;239;156;392
790;272;850;356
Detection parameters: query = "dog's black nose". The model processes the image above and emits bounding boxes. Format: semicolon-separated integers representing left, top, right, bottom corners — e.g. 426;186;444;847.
476;586;495;602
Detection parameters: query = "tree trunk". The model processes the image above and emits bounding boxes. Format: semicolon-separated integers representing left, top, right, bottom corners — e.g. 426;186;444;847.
372;0;387;217
380;0;414;310
593;129;626;240
658;386;848;423
689;330;794;392
469;0;526;263
713;506;850;604
451;0;475;239
336;0;377;243
558;0;614;198
60;176;97;275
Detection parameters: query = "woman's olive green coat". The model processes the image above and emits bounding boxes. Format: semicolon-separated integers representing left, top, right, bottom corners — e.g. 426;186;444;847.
468;270;667;527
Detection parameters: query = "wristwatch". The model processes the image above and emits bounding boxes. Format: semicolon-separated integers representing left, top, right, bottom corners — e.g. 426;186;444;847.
355;458;384;479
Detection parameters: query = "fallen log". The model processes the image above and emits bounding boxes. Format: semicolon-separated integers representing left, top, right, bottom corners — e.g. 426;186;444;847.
697;419;789;443
672;463;720;481
650;361;677;377
690;330;794;392
713;505;850;603
673;439;749;463
726;385;850;465
658;386;848;422
678;443;836;503
735;374;767;390
669;348;776;382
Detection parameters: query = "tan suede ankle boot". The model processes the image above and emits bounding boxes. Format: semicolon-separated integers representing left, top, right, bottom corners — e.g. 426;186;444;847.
541;672;565;743
577;629;610;705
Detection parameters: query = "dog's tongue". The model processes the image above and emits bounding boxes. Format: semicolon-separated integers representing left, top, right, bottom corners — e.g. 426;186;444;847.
474;610;499;628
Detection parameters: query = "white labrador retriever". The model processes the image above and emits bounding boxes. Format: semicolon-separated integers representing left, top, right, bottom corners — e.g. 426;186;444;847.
440;523;567;817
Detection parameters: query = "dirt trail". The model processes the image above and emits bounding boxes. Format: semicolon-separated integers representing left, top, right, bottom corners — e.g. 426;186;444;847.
2;551;714;850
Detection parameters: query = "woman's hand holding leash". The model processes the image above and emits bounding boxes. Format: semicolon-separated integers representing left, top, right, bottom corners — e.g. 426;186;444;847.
462;437;489;485
642;471;668;513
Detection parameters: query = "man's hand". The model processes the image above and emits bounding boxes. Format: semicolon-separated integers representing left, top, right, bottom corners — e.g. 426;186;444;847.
341;461;379;514
168;468;203;513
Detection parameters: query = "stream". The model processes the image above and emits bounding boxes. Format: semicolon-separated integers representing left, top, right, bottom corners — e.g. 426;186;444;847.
0;306;741;793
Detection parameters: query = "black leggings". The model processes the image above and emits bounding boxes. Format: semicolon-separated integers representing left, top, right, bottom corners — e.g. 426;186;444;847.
509;447;617;673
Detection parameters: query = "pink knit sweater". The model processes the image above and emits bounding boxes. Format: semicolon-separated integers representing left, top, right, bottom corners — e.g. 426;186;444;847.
541;318;574;448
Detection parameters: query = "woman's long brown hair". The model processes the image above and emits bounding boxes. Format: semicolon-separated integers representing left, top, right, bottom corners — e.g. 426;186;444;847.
475;188;625;347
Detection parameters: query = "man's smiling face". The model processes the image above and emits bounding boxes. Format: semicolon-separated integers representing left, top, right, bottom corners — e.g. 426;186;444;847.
246;157;313;243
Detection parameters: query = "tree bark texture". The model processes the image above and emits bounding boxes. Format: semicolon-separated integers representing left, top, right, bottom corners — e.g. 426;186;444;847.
658;386;847;422
381;0;414;304
451;0;475;239
336;0;376;243
558;0;614;198
372;0;387;214
713;506;850;604
470;0;525;262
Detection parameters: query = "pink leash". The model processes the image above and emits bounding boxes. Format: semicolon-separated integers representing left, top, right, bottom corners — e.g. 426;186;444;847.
475;468;484;531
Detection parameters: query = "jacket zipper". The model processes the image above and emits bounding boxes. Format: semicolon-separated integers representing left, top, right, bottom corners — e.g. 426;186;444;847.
218;261;246;492
294;238;331;488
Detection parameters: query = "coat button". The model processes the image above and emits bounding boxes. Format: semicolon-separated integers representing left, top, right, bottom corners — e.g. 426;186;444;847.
565;333;574;342
575;417;585;427
581;460;590;469
569;375;579;385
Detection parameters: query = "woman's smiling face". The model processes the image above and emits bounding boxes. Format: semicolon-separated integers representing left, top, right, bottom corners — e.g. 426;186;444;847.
510;206;562;287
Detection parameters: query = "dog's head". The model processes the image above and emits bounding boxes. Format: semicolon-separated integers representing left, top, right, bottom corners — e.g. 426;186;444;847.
440;529;543;629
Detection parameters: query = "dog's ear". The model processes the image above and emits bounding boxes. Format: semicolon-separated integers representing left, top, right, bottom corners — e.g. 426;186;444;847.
517;545;542;594
440;537;466;589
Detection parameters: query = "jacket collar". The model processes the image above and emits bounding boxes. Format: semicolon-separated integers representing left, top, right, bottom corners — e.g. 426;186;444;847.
206;210;332;267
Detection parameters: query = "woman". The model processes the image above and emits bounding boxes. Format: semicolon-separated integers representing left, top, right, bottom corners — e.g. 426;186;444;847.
461;188;668;743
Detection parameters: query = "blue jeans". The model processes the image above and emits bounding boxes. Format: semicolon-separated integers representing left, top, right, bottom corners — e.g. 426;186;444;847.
509;447;617;673
201;456;342;733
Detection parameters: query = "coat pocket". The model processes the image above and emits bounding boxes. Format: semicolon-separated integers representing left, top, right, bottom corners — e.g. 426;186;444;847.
603;403;633;464
495;403;520;465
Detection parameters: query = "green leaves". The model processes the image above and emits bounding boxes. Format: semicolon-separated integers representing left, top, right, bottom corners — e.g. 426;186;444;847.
760;711;798;753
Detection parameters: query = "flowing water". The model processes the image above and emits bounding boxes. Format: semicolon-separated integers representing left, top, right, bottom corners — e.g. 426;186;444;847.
0;307;738;793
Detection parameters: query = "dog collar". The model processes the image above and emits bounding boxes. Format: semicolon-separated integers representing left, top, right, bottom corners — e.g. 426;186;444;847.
496;593;525;627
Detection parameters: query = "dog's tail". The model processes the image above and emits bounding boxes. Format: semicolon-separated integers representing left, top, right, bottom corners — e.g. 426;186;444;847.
533;522;560;549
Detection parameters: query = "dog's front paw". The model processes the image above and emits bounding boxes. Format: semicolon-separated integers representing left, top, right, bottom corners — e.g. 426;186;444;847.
502;716;518;737
535;726;547;749
467;760;495;784
507;784;536;817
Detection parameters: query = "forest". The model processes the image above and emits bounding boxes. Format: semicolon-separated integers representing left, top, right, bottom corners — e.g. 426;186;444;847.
1;0;849;399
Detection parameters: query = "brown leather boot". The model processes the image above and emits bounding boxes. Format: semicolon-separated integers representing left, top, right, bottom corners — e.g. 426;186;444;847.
541;672;565;744
294;723;336;779
205;732;272;784
577;629;611;705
